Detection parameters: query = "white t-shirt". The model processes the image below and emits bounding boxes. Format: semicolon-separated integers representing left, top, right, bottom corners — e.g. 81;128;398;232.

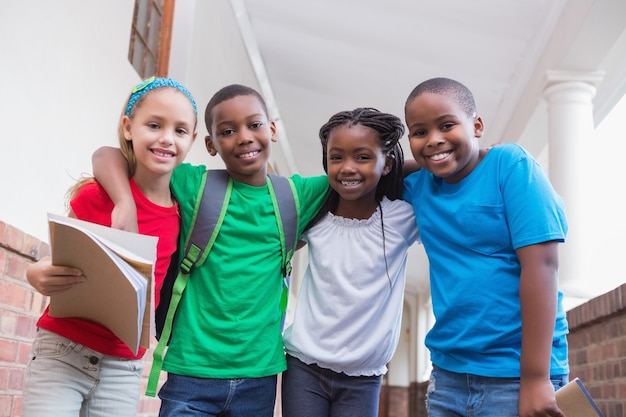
283;197;419;376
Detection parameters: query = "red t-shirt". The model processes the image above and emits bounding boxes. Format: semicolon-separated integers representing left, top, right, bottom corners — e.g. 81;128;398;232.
37;179;179;359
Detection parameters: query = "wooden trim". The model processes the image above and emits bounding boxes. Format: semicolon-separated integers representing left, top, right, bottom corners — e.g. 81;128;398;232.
157;0;175;77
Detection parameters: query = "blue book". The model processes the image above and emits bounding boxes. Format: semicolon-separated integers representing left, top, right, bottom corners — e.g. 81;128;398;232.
556;377;604;417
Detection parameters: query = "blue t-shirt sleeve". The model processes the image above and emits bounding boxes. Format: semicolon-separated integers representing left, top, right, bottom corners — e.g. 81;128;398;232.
402;172;419;204
499;145;568;248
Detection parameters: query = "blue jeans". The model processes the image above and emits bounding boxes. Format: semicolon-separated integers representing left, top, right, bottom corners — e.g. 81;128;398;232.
426;366;568;417
281;354;382;417
22;328;143;417
158;372;277;417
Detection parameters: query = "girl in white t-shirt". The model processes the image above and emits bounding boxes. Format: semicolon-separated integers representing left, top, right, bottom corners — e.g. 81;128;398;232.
282;107;420;417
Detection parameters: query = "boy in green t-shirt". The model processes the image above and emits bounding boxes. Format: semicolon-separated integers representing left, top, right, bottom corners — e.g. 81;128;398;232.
92;84;328;416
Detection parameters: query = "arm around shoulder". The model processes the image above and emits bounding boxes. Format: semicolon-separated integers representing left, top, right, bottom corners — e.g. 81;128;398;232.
92;146;137;232
403;159;421;177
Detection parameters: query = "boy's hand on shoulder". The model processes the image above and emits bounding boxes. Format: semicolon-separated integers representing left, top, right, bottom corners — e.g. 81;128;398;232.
26;256;85;296
111;200;138;233
402;159;421;177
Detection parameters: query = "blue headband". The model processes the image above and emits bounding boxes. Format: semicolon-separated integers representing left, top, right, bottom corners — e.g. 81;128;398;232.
125;76;198;116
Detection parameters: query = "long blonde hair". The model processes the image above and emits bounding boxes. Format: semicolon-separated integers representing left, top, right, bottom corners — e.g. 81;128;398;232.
64;77;198;211
64;96;135;209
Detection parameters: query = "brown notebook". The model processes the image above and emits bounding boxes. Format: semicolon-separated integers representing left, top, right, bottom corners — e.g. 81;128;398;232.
47;213;158;355
556;377;604;417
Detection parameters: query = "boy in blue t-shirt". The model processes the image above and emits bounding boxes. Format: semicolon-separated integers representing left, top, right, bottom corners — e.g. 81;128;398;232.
402;77;569;417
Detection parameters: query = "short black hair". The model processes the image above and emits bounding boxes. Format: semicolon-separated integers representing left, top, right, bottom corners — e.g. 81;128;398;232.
405;77;476;117
204;84;268;134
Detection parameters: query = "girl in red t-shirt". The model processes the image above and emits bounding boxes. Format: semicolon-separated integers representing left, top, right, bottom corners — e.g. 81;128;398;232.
22;77;197;417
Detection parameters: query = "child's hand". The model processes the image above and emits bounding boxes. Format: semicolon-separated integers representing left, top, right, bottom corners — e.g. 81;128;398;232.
26;256;85;296
518;378;565;417
110;200;138;233
402;159;421;176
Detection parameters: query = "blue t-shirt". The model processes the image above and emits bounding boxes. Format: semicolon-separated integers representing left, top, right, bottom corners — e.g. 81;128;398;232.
403;143;569;377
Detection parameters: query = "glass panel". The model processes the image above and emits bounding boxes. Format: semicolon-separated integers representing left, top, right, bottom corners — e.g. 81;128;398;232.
148;3;162;53
153;0;164;14
129;0;171;78
145;53;157;78
133;40;146;77
137;0;149;39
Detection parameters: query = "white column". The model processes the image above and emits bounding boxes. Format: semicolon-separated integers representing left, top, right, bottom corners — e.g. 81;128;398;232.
543;71;603;301
405;292;419;384
403;291;433;385
416;292;433;382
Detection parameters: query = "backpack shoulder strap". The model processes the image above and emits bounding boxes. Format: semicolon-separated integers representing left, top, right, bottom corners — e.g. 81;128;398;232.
147;169;231;397
183;169;232;270
267;174;299;328
268;174;299;272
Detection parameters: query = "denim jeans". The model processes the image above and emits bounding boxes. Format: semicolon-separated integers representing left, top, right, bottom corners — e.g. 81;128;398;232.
158;372;277;417
22;328;143;417
426;366;568;417
281;354;382;417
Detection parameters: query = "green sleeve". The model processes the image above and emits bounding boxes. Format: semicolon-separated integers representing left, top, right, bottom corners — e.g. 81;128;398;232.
290;174;329;235
171;163;207;249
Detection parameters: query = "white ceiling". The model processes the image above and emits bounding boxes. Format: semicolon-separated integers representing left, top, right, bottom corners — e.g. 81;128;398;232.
239;0;626;295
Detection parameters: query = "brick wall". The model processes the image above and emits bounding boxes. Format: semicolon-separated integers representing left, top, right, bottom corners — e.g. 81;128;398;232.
386;285;626;417
0;221;163;417
566;284;626;416
2;219;625;417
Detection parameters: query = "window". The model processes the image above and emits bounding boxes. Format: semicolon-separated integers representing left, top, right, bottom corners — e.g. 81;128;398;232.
128;0;175;78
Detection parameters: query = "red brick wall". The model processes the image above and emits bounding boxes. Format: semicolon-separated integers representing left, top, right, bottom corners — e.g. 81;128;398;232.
400;286;626;417
0;221;45;417
2;219;625;417
566;284;626;416
0;221;163;417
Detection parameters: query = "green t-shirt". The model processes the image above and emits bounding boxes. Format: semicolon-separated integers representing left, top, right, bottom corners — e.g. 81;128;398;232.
164;163;328;378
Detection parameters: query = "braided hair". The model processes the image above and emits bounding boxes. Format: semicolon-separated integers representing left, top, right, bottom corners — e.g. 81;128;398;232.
310;107;405;228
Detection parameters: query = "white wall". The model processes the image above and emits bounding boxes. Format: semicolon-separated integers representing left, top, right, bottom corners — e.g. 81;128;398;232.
387;303;411;386
178;0;295;175
1;1;143;242
178;0;264;169
0;0;288;243
518;89;626;307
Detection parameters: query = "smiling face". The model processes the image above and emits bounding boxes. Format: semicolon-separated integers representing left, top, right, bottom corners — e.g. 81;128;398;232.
205;94;277;186
326;124;391;218
122;87;197;181
405;92;483;183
